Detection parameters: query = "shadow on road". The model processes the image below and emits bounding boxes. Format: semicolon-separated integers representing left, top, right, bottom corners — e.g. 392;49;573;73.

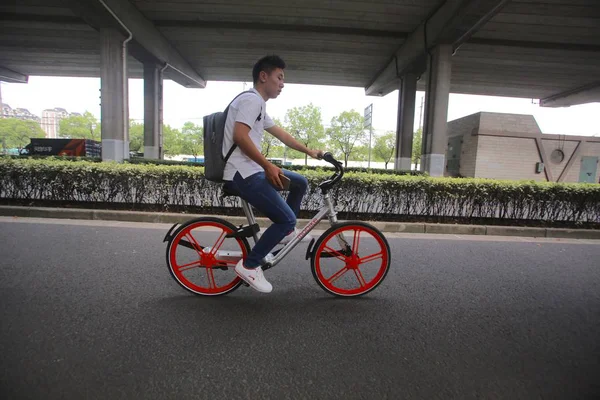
150;291;395;321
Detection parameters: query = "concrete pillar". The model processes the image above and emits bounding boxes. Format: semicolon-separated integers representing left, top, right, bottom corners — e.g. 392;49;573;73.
143;63;163;159
100;28;129;162
394;73;417;171
421;44;452;177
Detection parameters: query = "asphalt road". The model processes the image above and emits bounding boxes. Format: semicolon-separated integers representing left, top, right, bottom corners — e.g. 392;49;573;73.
1;218;599;400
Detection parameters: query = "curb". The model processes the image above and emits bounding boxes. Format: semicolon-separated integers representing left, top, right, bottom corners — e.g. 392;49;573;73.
486;226;547;238
1;205;599;240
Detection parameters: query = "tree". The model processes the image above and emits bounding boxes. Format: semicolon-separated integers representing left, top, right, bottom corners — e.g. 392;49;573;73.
373;131;396;169
267;144;285;158
58;111;100;140
129;121;199;157
284;104;325;165
262;117;284;158
129;120;144;152
327;110;365;167
0;118;45;153
412;128;422;168
162;125;183;156
352;144;369;162
180;121;203;160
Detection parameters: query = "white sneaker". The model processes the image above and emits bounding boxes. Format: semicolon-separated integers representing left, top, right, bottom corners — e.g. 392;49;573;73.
235;260;272;293
279;228;313;245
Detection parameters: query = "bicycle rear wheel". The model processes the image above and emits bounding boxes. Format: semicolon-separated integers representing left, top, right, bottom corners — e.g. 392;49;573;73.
311;221;391;297
166;217;250;296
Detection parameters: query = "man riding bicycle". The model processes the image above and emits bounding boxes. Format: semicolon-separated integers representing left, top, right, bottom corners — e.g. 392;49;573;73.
222;55;323;293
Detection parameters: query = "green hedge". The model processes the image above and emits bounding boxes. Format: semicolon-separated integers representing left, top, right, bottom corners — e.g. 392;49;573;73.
282;164;423;176
8;155;422;175
1;157;599;224
126;157;205;167
127;158;423;175
7;155;204;167
6;154;102;163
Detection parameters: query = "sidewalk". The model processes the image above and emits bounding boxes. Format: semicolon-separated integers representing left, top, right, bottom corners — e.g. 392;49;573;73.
1;205;599;240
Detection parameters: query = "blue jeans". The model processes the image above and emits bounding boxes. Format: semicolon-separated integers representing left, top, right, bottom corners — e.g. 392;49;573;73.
224;169;308;268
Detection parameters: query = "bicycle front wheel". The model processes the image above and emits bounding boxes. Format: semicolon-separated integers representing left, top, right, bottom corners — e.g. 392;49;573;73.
311;222;391;297
166;217;250;296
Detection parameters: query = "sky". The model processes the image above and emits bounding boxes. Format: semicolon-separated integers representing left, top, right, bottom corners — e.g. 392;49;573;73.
1;76;599;138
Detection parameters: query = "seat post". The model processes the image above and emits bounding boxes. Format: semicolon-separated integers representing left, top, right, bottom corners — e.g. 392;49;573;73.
240;199;260;244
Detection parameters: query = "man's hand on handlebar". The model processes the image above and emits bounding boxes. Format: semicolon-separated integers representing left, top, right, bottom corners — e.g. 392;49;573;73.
308;149;325;160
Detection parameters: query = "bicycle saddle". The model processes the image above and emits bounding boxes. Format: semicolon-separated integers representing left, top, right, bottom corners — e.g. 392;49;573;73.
222;184;242;198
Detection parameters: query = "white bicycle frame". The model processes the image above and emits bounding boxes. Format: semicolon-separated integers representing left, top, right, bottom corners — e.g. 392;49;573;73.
203;154;347;269
239;191;344;268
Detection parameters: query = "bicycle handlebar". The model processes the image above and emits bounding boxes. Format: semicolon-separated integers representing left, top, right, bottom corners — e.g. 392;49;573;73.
319;152;344;192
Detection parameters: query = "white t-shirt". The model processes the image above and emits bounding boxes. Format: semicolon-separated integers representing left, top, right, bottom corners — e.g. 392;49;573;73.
222;88;275;181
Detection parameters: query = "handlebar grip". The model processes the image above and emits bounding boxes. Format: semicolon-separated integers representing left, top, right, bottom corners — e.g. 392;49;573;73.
323;152;336;163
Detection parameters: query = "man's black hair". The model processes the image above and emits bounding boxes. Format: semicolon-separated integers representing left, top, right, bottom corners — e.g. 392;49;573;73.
252;55;286;85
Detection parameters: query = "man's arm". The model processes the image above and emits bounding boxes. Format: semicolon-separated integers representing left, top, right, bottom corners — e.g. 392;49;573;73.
233;122;284;189
265;125;322;159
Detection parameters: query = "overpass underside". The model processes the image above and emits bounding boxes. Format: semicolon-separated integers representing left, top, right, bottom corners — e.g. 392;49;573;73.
0;0;599;175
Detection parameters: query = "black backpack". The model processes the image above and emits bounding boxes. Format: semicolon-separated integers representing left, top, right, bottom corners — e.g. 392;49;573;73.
202;91;261;182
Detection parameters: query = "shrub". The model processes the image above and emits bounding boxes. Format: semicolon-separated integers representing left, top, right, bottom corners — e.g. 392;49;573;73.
1;157;598;225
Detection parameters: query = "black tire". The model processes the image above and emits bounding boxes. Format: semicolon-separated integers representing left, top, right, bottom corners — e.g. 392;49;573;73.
310;221;391;297
166;217;250;296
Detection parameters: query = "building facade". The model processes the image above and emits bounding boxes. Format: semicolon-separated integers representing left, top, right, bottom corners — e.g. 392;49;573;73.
1;103;12;119
1;104;41;123
41;108;69;138
446;112;600;183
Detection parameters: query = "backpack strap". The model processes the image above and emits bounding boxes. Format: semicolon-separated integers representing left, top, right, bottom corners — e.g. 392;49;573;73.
223;139;237;163
224;90;255;114
223;90;263;163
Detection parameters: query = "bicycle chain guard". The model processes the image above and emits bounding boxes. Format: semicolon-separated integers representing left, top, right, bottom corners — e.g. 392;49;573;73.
225;223;260;239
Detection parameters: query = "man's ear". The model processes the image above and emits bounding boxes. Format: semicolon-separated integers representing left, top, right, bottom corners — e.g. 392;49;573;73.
260;70;268;83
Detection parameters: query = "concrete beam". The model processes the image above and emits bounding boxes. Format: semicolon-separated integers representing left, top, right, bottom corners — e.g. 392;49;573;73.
65;0;205;88
365;0;509;97
394;73;417;171
0;66;28;83
143;63;163;160
422;45;452;177
540;82;600;108
100;28;128;163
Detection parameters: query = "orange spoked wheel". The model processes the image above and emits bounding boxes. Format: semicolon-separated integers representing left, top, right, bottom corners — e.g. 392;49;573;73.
311;222;391;297
166;218;250;296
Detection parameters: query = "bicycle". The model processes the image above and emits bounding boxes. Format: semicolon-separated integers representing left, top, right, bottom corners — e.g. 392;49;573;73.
163;152;391;297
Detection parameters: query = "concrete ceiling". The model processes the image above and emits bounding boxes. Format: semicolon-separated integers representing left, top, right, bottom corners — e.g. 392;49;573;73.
0;0;599;105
